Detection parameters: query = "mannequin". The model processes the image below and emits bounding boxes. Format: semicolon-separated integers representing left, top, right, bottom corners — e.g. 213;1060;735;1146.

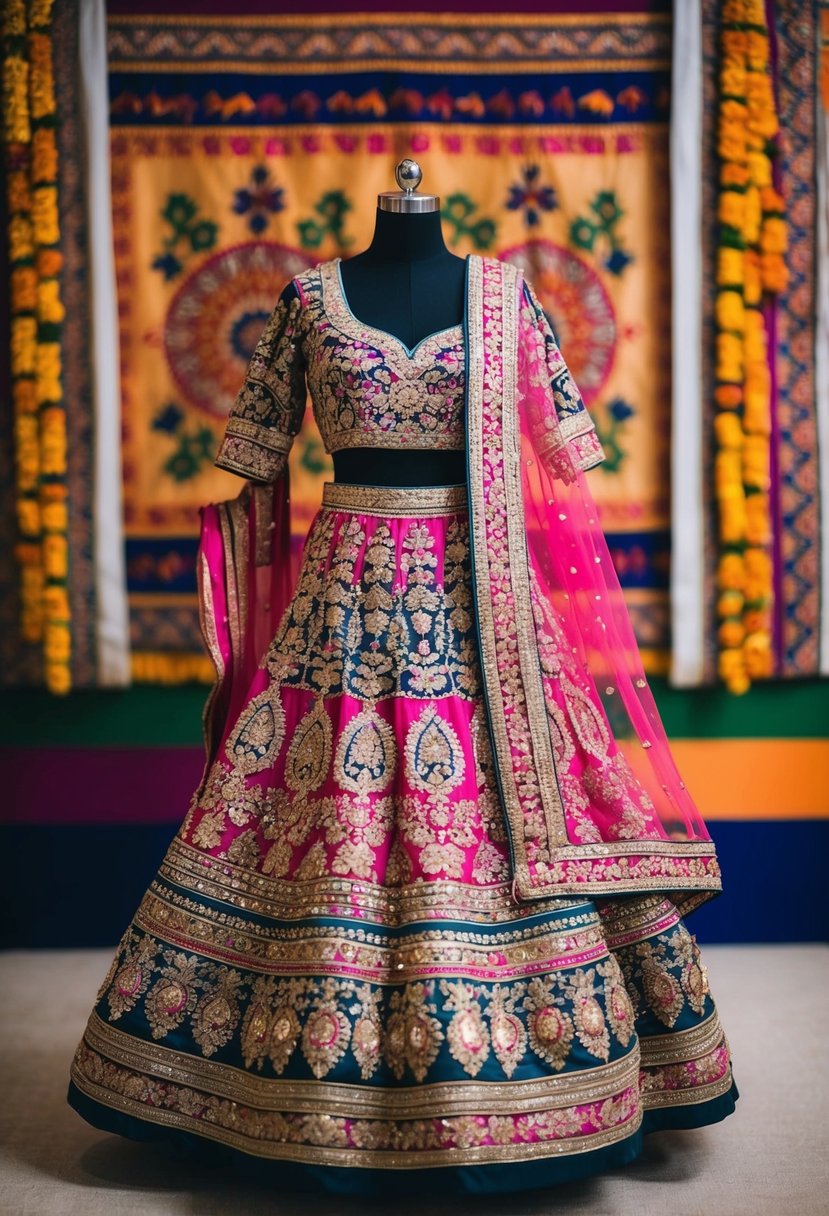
283;161;468;487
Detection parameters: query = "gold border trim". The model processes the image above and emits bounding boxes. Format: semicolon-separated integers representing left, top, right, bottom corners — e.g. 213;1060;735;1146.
639;1010;724;1067
83;1011;640;1117
321;481;468;517
641;1066;734;1111
72;1014;643;1166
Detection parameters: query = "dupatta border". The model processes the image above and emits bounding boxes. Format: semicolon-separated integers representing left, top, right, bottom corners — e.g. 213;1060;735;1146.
465;254;568;897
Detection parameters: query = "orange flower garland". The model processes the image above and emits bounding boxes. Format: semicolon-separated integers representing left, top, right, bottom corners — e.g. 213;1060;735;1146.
2;0;70;693
714;0;786;693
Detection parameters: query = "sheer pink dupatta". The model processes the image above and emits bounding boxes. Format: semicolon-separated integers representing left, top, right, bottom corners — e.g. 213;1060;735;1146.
195;473;297;778
514;269;720;897
465;254;720;915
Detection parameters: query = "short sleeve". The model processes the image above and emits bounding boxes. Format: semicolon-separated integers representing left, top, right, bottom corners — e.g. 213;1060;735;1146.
520;279;606;483
214;281;307;483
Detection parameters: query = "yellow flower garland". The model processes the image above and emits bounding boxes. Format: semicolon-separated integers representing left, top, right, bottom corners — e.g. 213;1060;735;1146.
714;0;786;693
2;0;70;693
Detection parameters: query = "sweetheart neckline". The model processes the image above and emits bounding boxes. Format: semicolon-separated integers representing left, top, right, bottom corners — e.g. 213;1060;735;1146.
328;255;466;360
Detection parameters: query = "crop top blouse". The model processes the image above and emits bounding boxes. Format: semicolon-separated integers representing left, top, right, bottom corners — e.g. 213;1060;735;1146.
214;256;602;485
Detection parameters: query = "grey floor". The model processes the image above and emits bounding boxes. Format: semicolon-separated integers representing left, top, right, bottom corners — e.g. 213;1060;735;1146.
0;945;827;1216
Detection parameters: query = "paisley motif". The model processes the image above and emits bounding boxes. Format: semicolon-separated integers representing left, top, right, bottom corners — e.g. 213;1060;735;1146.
640;957;685;1028
574;996;611;1061
527;1004;574;1072
301;1006;351;1078
334;707;397;794
225;684;286;775
269;1005;302;1074
560;675;611;761
144;954;201;1041
284;699;333;795
351;1016;383;1080
404;705;466;794
240;996;271;1070
446;1006;491;1077
191;974;244;1059
599;957;636;1048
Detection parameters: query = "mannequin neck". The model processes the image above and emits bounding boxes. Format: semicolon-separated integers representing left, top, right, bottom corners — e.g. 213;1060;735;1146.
358;207;452;263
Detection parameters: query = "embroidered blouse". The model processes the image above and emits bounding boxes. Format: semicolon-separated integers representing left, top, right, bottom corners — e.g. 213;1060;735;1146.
214;255;604;485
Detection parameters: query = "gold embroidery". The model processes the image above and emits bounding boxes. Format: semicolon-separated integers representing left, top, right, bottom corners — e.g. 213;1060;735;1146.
191;968;246;1058
301;979;352;1078
565;969;611;1062
215;290;306;483
638;1009;725;1067
144;951;203;1041
335;707;397;793
284;699;333;795
161;833;583;925
349;984;384;1081
106;932;157;1020
263;509;480;704
321;481;467;516
598;957;636;1049
225;683;286;775
385;983;444;1082
72;1016;643;1166
404;705;466;793
523;976;575;1072
441;980;491;1078
484;985;529;1078
269;1004;302;1073
294;261;466;455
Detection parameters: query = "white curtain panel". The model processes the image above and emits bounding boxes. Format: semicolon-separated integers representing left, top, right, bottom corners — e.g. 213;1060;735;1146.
669;0;706;686
79;0;131;686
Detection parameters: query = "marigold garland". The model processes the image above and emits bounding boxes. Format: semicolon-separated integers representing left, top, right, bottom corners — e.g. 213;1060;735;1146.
2;0;70;694
714;0;786;694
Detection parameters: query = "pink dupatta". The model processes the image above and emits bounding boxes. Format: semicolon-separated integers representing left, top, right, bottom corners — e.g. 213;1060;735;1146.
465;255;720;915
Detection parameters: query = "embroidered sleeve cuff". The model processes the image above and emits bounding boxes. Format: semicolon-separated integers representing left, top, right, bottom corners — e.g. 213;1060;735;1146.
536;420;606;484
214;418;293;483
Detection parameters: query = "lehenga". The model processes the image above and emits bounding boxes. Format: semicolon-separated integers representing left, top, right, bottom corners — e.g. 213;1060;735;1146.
68;253;738;1193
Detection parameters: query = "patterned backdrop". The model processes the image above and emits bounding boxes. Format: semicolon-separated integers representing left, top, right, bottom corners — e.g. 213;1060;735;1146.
107;10;676;683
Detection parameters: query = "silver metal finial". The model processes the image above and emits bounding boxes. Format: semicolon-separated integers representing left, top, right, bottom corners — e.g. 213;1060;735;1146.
396;159;422;193
378;158;439;213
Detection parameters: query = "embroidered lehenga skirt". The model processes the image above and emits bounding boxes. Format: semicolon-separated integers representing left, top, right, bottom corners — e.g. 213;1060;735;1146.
68;483;737;1193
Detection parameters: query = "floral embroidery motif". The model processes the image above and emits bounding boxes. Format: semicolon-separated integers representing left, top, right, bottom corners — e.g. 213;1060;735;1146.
598;956;636;1048
523;976;575;1072
264;509;480;703
105;931;157;1020
385;983;444;1082
284;699;333;795
225;683;286;775
349;984;384;1081
404;705;466;793
441;980;491;1077
302;979;352;1078
191;967;246;1058
296;261;466;454
484;985;529;1078
144;951;204;1040
87;885;732;1145
335;707;397;794
613;917;711;1029
565;968;611;1062
268;1003;302;1074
